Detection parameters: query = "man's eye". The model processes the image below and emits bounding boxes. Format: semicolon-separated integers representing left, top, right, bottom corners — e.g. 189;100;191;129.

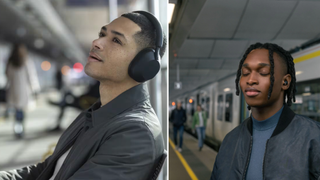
112;38;122;45
260;73;270;76
241;70;249;76
98;32;105;37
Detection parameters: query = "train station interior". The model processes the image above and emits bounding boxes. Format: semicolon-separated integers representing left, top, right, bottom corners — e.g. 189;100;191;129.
169;0;320;179
0;0;168;180
1;0;320;179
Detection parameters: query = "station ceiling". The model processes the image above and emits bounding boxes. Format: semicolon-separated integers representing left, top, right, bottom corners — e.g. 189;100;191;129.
0;0;147;64
169;0;320;99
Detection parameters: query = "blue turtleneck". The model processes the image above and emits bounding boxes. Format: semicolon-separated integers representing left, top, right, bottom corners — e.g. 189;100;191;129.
246;106;284;180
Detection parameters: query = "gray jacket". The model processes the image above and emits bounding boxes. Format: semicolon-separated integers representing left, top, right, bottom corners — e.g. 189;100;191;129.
0;83;164;180
211;105;320;180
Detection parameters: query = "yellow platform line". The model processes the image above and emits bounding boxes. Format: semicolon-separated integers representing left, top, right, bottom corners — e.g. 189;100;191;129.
169;138;199;180
294;50;320;64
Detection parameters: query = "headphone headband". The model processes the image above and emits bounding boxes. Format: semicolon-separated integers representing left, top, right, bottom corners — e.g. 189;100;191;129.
133;11;163;51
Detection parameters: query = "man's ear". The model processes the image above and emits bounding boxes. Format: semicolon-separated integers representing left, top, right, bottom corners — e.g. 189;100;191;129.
282;74;292;91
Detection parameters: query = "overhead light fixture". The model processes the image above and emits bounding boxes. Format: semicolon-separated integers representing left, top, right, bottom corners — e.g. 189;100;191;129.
41;61;51;71
296;71;303;75
73;63;84;73
302;92;311;96
224;88;231;92
61;65;71;76
168;3;175;24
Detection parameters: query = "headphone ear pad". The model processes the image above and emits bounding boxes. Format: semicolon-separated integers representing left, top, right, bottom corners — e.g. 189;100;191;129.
128;48;160;82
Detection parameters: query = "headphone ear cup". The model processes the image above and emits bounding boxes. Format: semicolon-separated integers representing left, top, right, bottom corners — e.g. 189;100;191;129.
128;48;160;82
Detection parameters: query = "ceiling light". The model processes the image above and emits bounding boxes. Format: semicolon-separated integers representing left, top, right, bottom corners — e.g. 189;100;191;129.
41;61;51;71
296;71;303;75
302;92;311;96
224;88;230;92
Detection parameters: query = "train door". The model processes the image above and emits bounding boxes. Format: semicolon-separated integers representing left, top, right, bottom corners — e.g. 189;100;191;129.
199;93;210;119
205;97;210;119
186;97;195;128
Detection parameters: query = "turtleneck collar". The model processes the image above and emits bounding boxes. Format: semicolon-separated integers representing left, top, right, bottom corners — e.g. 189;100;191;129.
252;106;284;131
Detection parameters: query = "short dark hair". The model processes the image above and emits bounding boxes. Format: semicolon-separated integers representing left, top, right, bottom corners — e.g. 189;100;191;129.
235;42;296;110
8;43;27;68
121;12;167;58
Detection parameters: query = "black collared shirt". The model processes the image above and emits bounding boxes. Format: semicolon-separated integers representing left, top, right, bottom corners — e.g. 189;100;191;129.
0;83;165;180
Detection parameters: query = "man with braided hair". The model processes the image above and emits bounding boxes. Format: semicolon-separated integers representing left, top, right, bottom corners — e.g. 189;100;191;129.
211;43;320;180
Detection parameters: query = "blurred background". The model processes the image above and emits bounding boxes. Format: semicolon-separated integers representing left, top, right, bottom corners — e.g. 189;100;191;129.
0;0;168;179
168;0;320;179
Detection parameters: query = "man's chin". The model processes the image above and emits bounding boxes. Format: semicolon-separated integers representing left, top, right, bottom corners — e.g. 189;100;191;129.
84;66;99;80
246;101;272;109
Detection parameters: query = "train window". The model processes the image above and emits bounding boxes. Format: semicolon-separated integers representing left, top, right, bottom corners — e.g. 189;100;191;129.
185;97;188;110
217;95;223;121
291;78;320;122
225;93;233;122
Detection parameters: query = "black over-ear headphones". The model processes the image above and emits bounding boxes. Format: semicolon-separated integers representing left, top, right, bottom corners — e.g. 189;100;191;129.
128;11;163;83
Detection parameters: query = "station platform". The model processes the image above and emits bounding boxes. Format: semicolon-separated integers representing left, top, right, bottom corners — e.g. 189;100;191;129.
169;126;217;180
0;89;82;171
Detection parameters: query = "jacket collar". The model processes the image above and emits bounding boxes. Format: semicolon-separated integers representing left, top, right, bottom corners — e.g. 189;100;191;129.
247;104;295;137
88;83;149;127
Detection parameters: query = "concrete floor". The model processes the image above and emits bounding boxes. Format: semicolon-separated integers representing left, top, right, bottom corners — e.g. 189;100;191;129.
169;126;217;180
0;90;81;171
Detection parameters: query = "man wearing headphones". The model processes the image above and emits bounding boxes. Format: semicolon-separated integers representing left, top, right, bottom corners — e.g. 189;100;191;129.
0;11;166;180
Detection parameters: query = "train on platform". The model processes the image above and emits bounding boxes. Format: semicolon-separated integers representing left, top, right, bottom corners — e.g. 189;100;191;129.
170;43;320;150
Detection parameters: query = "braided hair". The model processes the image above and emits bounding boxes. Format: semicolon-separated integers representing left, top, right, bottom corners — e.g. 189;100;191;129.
235;42;296;110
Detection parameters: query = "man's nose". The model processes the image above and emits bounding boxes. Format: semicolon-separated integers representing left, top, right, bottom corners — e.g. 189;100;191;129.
247;73;258;85
92;39;103;50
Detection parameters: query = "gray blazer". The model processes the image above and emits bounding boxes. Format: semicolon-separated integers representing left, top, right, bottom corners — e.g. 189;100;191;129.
0;83;165;180
211;105;320;180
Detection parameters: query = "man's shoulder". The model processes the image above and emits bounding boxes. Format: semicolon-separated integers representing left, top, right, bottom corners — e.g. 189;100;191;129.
293;114;320;126
290;114;320;134
108;104;164;158
113;101;162;140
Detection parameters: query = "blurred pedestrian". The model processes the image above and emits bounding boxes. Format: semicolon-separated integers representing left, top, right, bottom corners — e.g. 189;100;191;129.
48;80;100;131
55;66;63;91
192;104;207;151
5;43;34;138
170;101;186;152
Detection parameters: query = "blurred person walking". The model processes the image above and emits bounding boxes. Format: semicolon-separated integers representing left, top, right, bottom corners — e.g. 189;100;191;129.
48;80;100;131
5;43;34;138
170;101;186;152
192;104;207;151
